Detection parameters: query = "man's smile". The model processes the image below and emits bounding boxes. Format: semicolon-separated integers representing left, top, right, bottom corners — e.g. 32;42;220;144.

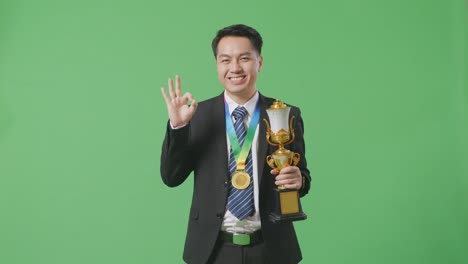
228;75;247;84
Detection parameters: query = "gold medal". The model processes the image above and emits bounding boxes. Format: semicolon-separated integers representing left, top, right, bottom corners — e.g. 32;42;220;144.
231;171;251;190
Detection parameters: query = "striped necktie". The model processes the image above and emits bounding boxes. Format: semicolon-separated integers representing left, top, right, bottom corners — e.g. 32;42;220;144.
227;106;255;220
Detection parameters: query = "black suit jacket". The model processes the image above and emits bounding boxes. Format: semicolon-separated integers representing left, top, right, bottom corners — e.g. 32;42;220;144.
160;93;311;264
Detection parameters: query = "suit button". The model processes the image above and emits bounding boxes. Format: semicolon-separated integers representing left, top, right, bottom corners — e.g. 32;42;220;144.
224;181;228;187
216;212;223;218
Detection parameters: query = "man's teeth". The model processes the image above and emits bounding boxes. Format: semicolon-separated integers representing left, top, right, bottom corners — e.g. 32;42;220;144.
230;77;243;80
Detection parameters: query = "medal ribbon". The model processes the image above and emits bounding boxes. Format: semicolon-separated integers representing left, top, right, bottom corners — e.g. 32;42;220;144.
224;100;260;171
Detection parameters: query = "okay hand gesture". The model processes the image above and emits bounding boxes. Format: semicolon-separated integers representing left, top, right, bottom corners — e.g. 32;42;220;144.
161;75;198;127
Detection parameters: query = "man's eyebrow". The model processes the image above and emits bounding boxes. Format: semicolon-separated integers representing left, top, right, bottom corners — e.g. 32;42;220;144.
239;52;254;56
218;52;254;58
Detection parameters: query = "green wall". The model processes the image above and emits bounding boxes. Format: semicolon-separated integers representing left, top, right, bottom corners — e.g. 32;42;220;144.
1;0;467;263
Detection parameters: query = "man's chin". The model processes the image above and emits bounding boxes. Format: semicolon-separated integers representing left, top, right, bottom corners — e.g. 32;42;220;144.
225;86;248;95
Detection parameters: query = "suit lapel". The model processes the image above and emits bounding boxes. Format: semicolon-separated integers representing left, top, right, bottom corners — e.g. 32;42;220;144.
257;94;269;185
213;93;229;181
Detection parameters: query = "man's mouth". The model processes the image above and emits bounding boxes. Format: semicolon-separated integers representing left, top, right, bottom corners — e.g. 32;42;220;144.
228;76;246;83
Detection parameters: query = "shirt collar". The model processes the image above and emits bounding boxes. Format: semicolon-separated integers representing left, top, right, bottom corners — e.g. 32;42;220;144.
224;91;259;117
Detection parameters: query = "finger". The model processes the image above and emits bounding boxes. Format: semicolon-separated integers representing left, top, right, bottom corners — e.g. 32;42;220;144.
179;93;189;105
276;176;300;184
183;92;194;102
168;78;175;99
279;166;298;174
161;87;170;104
275;173;299;181
283;183;301;190
175;75;182;97
275;178;300;187
270;168;280;175
188;99;198;114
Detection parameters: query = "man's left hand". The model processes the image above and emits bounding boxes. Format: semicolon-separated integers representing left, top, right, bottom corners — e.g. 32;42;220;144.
271;166;302;190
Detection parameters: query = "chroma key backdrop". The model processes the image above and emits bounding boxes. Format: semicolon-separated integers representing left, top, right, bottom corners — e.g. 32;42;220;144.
0;0;467;263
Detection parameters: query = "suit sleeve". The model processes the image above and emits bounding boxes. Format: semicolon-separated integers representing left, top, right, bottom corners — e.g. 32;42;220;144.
292;108;311;197
160;120;194;187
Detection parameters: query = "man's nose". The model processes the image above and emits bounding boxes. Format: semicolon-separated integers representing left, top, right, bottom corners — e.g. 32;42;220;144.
229;61;242;73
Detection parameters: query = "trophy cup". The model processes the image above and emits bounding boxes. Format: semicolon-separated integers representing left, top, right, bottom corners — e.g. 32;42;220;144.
264;99;307;223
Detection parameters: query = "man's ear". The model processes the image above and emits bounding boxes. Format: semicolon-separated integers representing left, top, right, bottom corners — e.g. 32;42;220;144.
258;55;263;72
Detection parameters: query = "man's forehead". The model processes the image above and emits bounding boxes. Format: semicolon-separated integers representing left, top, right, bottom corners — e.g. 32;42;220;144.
217;37;257;53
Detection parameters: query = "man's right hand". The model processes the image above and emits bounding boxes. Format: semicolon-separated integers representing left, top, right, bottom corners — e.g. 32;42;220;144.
161;75;198;127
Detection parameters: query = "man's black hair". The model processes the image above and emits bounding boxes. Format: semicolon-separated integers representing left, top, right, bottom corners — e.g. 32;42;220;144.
211;24;263;58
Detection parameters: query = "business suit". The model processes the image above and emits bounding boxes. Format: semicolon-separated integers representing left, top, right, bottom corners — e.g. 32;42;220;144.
161;92;311;264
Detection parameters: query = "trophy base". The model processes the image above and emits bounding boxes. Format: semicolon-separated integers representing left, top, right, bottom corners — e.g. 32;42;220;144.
269;188;307;223
269;211;307;223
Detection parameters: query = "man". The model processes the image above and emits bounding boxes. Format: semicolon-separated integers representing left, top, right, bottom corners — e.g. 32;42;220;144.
160;24;311;264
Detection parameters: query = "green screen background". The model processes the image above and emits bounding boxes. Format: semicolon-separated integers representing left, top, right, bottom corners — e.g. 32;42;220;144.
1;0;467;263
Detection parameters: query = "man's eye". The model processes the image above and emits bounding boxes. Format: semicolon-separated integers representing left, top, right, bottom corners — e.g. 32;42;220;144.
240;57;249;61
221;60;229;63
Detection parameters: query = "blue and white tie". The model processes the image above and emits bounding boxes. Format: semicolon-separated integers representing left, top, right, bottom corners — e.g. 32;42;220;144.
227;106;255;220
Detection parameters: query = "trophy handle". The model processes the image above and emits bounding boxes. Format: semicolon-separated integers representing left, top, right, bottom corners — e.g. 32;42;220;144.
266;155;277;169
285;116;295;145
292;153;300;166
263;118;279;147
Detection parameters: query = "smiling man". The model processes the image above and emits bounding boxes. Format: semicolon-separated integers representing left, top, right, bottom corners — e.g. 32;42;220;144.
160;24;311;264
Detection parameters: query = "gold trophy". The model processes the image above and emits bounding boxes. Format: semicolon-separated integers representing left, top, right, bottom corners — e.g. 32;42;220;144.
264;99;307;223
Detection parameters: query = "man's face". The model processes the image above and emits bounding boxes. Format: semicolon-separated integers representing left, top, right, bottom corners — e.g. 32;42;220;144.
216;36;263;99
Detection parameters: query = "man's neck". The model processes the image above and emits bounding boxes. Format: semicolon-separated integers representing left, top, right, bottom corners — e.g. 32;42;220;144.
226;89;257;105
